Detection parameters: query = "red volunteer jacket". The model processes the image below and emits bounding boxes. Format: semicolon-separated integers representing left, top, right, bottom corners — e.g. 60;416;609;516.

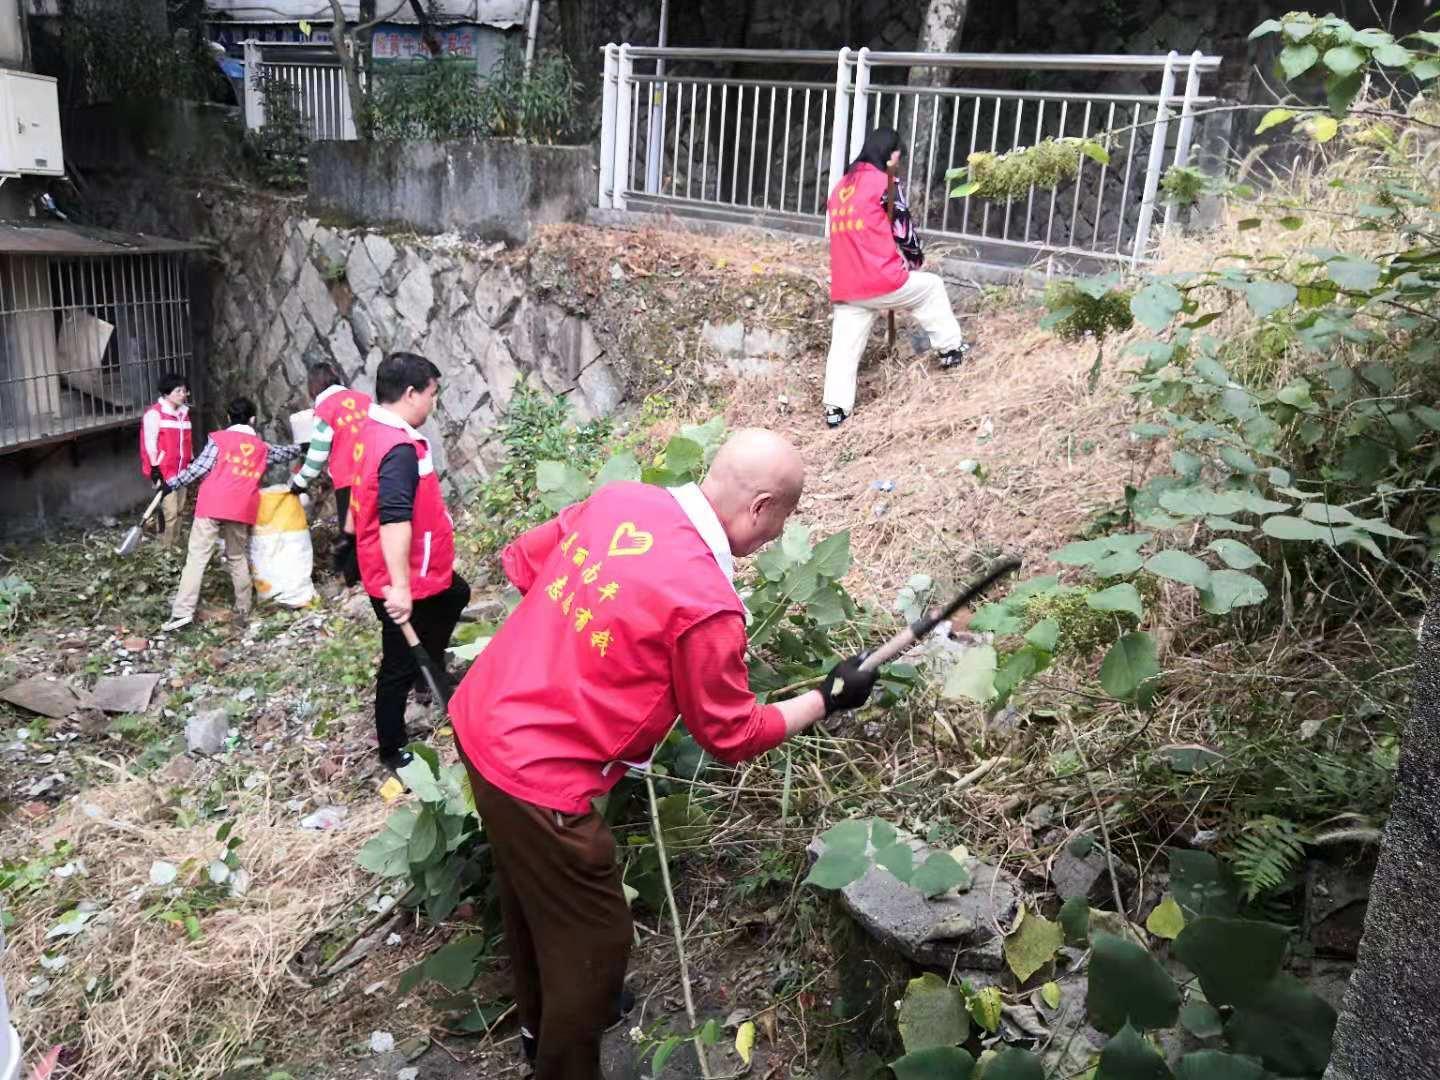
449;481;786;815
351;407;455;601
139;401;193;482
827;162;908;303
194;429;266;524
314;385;372;490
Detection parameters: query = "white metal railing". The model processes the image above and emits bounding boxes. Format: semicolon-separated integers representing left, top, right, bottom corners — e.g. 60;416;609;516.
243;41;360;142
598;46;1223;265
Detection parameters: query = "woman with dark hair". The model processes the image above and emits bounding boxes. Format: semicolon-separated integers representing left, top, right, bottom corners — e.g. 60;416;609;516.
822;126;971;427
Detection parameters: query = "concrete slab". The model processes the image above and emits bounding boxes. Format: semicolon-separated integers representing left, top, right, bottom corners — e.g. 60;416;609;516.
80;673;163;714
1;674;80;718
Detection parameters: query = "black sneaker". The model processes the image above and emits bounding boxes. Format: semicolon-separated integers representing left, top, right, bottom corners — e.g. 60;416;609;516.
825;406;848;429
938;342;972;370
378;747;413;775
606;987;636;1031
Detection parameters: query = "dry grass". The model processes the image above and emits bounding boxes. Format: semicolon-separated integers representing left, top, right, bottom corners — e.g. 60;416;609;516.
3;772;388;1078
694;306;1144;605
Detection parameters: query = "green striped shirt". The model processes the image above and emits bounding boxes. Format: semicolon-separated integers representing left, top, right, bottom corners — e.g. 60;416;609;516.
293;413;335;490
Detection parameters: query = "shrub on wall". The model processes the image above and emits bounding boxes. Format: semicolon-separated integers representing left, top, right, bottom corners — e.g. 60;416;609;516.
367;47;582;144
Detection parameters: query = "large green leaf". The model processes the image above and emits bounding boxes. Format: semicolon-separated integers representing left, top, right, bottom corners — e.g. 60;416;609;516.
1261;515;1332;541
535;460;593;511
1174;1052;1263;1080
1087;583;1143;619
1169;850;1240;918
1172;918;1290;1008
396;757;445;803
1086;932;1181;1033
1093;549;1144;577
1145;550;1212;588
1206;539;1265;570
980;1048;1045;1080
875;842;915;884
1199;570;1269;615
1322;44;1366;76
1244;280;1297;317
356;828;411;877
806;532;852;580
1059;896;1090;945
1159;487;1244;517
1005;909;1063;983
1279;42;1319;79
804;849;869;890
1179;1001;1225;1039
819;818;870;855
422;933;488;992
1099;632;1160;702
407;805;440;867
1327;256;1382;290
911;852;971;898
1144;896;1186;940
1131;282;1184;331
1054;538;1112;566
943;645;998;704
1224;974;1337;1076
662;435;704;478
1094;1023;1174;1080
897;973;969;1053
890;1047;975;1080
967;985;1003;1033
593;451;641;487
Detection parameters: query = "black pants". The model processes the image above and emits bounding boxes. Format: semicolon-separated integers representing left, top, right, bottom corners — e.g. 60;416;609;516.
370;573;469;754
333;487;361;585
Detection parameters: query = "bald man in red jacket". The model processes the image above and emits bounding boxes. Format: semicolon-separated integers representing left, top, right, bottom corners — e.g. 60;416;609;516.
448;429;879;1079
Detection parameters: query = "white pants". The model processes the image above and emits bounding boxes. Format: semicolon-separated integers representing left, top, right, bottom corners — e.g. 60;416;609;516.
822;271;964;414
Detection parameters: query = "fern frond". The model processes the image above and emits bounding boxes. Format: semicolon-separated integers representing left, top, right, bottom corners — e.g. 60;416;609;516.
1230;816;1306;901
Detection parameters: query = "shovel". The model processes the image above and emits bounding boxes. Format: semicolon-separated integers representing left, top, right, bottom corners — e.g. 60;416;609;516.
115;489;166;557
858;554;1023;674
400;621;450;707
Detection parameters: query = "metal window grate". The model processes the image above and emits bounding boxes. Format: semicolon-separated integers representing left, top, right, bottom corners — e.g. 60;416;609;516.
0;251;193;453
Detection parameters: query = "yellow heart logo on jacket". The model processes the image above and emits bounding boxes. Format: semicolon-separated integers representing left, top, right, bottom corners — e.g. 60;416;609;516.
608;522;654;558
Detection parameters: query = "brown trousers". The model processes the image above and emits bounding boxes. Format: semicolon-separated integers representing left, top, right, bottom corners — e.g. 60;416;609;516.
463;761;632;1080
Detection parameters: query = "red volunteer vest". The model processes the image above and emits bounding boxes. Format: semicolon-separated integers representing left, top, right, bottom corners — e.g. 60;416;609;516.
827;162;908;303
139;402;193;482
351;414;455;601
194;429;266;524
450;482;745;814
313;386;372;490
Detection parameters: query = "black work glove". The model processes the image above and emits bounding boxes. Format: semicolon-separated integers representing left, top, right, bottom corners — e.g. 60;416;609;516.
334;533;360;586
821;651;879;715
150;467;163;488
288;480;305;498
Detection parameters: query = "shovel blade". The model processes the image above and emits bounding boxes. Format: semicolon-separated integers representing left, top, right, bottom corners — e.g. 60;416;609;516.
115;526;143;556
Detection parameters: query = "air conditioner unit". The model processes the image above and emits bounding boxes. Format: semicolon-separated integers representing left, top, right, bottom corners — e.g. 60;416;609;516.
0;69;64;178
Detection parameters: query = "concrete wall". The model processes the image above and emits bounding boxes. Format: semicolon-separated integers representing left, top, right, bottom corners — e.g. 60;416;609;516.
0;0;26;69
307;140;592;246
0;429;152;542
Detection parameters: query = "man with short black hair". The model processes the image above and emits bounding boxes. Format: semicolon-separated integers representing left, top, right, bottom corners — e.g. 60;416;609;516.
160;397;303;632
290;361;372;584
349;352;469;772
139;373;193;546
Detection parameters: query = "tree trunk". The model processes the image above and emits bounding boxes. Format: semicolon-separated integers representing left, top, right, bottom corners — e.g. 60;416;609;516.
906;0;970;221
328;0;369;139
1323;584;1440;1079
557;0;597;95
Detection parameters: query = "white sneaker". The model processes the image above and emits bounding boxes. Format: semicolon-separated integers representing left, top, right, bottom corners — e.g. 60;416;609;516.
161;615;193;633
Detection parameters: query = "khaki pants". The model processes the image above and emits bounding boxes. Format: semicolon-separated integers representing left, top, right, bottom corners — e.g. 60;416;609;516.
822;270;964;414
461;761;631;1080
156;487;186;547
170;517;252;620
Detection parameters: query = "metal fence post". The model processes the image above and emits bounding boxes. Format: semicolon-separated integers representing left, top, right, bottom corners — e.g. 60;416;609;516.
1161;50;1204;233
825;46;853;235
1130;50;1177;266
614;45;635;211
243;41;265;130
599;44;619;209
847;46;871;161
